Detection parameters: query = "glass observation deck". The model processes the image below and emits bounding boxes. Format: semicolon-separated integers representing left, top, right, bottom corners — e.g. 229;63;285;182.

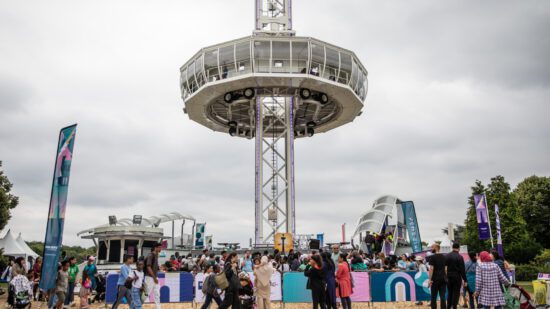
180;36;368;103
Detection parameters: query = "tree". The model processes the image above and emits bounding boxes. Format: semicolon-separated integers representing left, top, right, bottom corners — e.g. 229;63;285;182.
487;176;541;263
513;175;550;249
463;176;541;264
0;161;19;231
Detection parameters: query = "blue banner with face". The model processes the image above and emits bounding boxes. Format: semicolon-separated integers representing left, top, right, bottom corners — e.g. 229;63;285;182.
39;124;77;290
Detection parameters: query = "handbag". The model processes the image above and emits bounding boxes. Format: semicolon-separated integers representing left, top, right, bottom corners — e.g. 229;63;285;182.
465;262;477;293
124;271;135;289
214;272;230;290
503;285;520;309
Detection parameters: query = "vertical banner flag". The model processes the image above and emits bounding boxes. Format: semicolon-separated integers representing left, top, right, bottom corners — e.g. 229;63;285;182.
401;201;423;253
494;204;504;258
474;194;491;240
205;235;213;250
39;124;77;290
316;234;324;248
195;223;205;248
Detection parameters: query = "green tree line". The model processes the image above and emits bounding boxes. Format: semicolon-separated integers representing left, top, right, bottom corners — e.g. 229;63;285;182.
26;241;95;262
463;175;550;264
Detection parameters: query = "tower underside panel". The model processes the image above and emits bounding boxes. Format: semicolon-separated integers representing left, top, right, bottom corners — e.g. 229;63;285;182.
184;76;363;138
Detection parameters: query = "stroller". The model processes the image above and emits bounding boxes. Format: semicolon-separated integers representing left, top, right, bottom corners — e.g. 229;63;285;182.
91;273;106;304
7;275;32;309
507;284;539;309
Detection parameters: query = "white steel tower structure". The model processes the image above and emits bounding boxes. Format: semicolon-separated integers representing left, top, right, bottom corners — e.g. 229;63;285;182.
180;0;368;245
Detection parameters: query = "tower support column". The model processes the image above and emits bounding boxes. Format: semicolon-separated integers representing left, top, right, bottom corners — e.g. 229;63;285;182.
255;95;296;245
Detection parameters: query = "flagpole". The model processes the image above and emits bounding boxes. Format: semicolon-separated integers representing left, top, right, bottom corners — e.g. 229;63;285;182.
484;193;495;249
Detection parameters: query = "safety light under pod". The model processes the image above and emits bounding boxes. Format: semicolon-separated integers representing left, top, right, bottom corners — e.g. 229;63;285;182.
224;88;255;104
228;121;238;136
306;121;316;137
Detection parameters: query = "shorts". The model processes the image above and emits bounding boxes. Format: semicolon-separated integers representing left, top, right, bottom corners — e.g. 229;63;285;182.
56;291;66;304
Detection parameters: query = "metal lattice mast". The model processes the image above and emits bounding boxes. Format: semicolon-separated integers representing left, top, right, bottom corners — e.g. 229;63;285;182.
253;0;296;245
254;0;295;36
255;96;295;245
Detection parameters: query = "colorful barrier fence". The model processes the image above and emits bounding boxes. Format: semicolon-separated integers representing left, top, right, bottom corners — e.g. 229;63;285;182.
105;272;194;304
370;271;430;302
106;271;432;304
282;272;371;303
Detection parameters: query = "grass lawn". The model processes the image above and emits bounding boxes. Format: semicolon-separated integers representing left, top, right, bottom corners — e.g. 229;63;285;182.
516;281;534;295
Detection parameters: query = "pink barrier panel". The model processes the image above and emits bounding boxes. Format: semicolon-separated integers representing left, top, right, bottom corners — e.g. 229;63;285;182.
337;272;371;302
350;272;371;302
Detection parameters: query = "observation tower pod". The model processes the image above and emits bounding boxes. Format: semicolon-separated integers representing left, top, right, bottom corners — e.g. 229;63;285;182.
180;0;368;245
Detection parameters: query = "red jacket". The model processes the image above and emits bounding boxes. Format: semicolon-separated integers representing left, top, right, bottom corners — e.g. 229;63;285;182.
336;262;353;297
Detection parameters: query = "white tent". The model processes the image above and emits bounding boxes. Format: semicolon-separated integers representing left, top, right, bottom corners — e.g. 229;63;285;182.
16;233;39;258
0;229;30;258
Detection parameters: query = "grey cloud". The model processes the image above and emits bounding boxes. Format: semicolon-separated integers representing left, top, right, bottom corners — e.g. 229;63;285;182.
1;1;549;246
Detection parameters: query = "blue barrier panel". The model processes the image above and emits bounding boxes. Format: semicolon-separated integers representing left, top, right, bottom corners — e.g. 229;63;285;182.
106;272;194;303
282;272;312;303
371;271;431;302
105;274;119;304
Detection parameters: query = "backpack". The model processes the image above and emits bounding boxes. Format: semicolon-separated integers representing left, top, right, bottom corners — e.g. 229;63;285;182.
214;272;229;290
465;262;477;293
202;275;217;295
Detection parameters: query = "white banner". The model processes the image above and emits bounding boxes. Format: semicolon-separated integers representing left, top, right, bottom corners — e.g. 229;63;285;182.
246;271;282;301
195;272;205;303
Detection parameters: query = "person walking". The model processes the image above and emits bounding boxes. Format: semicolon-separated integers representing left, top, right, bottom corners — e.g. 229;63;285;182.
219;252;241;309
64;257;78;307
128;259;145;309
31;257;42;301
364;231;375;256
254;256;274;309
330;245;340;266
83;256;97;291
55;261;69;309
336;253;352;309
428;244;447;309
446;243;467;309
491;250;509;278
241;250;254;273
475;251;510;309
201;265;222;309
144;243;162;309
79;268;92;309
414;256;427;306
321;252;337;309
465;252;481;308
12;257;27;276
304;255;326;309
112;255;134;309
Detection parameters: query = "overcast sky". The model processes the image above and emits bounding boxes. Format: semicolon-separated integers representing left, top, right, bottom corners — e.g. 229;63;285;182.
1;1;549;248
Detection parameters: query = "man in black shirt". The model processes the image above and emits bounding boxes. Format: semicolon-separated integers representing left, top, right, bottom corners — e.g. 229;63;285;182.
364;231;375;255
446;243;467;309
428;244;447;309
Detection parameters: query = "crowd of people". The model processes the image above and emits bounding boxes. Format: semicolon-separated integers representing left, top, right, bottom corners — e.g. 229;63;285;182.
0;235;514;309
1;252;102;309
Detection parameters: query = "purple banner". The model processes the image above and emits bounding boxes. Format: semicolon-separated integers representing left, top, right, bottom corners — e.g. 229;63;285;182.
474;194;491;240
495;204;504;258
